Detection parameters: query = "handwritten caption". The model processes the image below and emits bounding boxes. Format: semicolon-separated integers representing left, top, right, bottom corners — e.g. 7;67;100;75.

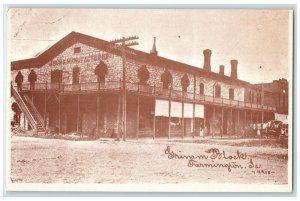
164;146;275;174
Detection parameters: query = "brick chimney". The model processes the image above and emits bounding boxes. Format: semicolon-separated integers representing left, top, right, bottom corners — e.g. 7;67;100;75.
150;37;158;56
203;49;212;71
219;65;225;75
230;60;238;79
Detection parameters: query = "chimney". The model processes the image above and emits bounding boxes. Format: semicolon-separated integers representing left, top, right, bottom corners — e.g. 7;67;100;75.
219;65;225;75
230;60;238;79
203;49;212;71
150;37;158;56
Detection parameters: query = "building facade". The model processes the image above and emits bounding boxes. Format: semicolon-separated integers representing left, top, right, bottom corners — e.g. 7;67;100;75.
11;31;278;139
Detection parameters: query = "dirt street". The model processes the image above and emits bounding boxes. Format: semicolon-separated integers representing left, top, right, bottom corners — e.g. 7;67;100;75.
10;136;288;184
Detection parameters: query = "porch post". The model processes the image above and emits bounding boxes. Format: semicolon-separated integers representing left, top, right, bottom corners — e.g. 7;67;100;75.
168;100;171;139
77;94;80;133
182;101;185;138
116;94;121;140
58;94;61;133
192;103;195;138
212;107;215;138
96;93;99;138
153;101;156;139
221;107;224;138
44;93;47;129
136;94;139;140
237;109;240;138
230;108;233;138
192;74;196;138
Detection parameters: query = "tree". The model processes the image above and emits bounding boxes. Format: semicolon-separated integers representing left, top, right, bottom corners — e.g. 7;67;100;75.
94;61;108;82
137;65;150;85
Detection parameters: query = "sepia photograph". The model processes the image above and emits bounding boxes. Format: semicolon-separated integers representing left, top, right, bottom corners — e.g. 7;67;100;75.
6;8;293;192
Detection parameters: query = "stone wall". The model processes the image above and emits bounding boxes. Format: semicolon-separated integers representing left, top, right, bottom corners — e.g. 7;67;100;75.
12;42;247;102
13;42;123;85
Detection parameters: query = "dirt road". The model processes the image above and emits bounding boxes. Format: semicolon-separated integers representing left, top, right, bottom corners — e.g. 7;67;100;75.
10;136;288;184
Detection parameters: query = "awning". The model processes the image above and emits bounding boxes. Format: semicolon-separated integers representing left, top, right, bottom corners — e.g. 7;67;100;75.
275;113;288;124
171;101;182;118
155;99;169;117
184;103;193;118
195;104;204;118
155;100;204;118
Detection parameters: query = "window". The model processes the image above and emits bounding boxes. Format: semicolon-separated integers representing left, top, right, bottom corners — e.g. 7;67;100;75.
74;47;81;54
214;85;221;98
229;88;234;100
72;66;80;84
200;83;204;95
51;70;63;83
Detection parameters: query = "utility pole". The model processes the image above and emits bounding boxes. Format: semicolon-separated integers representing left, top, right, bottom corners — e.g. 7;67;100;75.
110;36;139;141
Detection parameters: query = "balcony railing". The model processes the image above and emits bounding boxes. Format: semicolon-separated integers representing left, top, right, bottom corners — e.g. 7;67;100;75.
16;82;276;111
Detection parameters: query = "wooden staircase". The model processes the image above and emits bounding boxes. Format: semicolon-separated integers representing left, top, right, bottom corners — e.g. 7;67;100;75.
11;86;45;134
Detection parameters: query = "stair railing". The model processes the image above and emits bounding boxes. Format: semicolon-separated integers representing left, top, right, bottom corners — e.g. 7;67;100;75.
23;94;45;130
11;86;38;131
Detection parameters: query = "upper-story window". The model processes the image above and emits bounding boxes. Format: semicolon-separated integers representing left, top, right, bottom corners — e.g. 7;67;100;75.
229;88;234;100
200;83;204;95
161;69;172;89
181;74;190;92
51;69;63;83
74;47;81;54
137;65;150;85
94;61;108;83
214;84;221;98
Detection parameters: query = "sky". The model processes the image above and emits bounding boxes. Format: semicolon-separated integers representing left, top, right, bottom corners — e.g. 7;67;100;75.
8;8;292;84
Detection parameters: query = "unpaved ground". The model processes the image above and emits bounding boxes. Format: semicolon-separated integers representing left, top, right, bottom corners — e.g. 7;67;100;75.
10;136;288;184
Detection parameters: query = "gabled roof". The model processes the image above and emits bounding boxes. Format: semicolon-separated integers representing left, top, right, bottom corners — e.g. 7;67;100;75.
11;31;252;88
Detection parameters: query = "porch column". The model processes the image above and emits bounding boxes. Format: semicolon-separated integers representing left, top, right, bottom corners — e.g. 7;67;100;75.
221;107;224;138
168;100;171;139
96;93;99;138
230;108;233;138
192;74;196;138
116;94;121;140
77;94;80;133
44;93;47;128
192;103;195;138
136;94;140;140
153;101;156;139
212;107;215;138
237;109;240;137
58;94;61;133
182;101;185;138
203;106;206;138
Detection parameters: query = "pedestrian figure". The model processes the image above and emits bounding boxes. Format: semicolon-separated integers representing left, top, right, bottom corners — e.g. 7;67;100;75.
15;71;24;91
28;69;37;90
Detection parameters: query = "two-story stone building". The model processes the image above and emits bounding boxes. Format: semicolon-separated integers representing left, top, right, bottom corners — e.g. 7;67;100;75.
10;31;277;139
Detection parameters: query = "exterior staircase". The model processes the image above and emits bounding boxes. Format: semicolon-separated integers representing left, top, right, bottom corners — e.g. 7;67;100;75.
11;86;45;134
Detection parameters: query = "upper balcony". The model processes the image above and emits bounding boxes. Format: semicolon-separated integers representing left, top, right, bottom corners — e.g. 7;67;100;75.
16;81;276;112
